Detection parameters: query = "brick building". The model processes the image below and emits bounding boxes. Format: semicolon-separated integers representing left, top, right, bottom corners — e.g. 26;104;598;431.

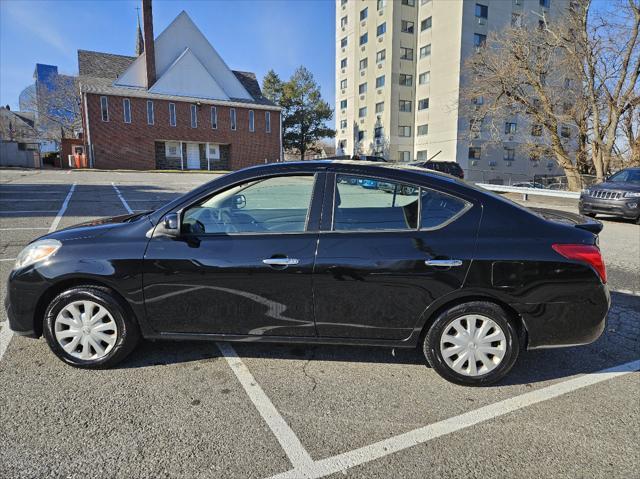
78;1;281;171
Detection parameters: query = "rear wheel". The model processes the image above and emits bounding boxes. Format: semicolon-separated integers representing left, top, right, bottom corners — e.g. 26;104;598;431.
43;286;140;368
423;301;520;386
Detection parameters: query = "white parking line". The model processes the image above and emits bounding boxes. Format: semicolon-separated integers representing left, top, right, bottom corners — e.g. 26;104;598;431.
111;182;133;214
267;358;640;479
0;227;49;231
0;198;67;202
0;183;76;363
0;258;16;262
216;342;314;470
0;210;59;214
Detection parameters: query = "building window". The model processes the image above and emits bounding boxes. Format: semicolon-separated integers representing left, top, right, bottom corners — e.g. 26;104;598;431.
169;102;176;127
418;98;430;110
475;4;488;19
399;100;412;112
265;111;271;133
375;101;384;113
360;32;368;45
341;16;348;28
123;98;131;124
376;75;385;88
399;126;411;137
377;0;386;10
249;110;255;132
417;124;428;136
474;33;486;50
359;58;368;70
341;0;347;5
417;149;428;160
341;58;347;68
377;22;386;36
540;0;550;7
505;122;517;134
190;104;198;128
374;126;384;139
531;124;542;136
421;17;432;31
376;49;386;62
359;107;367;118
468;147;481;159
504;148;515;161
360;7;368;20
511;13;522;27
165;141;180;158
401;20;414;33
100;96;109;122
420;44;432;58
359;82;367;94
358;131;366;141
230;108;237;130
400;47;414;61
402;0;415;6
340;99;348;109
211;106;218;129
340;119;347;129
419;71;430;84
147;100;154;125
399;151;411;162
340;79;347;90
399;74;413;86
560;125;571;138
341;37;348;48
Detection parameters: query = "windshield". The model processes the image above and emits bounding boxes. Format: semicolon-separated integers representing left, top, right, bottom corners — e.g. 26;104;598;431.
607;169;640;183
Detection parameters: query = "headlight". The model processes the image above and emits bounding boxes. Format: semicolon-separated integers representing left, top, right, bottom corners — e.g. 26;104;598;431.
581;188;591;195
623;191;640;198
14;239;62;270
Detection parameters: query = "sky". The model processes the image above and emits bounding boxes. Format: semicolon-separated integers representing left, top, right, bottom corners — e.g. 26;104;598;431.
0;0;336;124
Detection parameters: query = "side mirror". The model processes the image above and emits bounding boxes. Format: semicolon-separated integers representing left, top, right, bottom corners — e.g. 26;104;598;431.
159;212;180;237
233;194;246;209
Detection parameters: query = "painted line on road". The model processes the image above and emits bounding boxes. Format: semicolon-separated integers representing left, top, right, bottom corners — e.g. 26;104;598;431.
0;227;50;231
268;358;640;479
0;183;76;363
0;199;66;202
111;182;133;214
0;258;17;262
216;342;314;470
0;210;59;214
611;288;640;296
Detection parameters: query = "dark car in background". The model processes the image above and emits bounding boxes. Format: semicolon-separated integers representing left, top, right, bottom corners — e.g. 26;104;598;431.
410;160;465;179
579;167;640;224
6;161;609;386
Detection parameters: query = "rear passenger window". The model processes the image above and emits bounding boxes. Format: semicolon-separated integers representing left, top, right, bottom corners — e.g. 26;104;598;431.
334;175;419;231
421;188;469;229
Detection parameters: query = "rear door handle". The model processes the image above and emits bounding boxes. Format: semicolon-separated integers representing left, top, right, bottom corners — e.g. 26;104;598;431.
262;258;300;266
425;259;463;267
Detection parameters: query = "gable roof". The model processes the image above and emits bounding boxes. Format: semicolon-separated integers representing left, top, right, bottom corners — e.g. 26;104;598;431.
78;50;136;79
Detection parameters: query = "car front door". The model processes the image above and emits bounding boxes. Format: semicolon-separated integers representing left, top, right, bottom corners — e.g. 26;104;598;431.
143;173;323;337
312;172;481;341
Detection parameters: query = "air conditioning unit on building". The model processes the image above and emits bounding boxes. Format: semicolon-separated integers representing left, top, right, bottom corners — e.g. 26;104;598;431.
378;63;383;69
361;70;365;76
378;36;383;42
377;89;383;94
360;95;365;100
361;21;366;27
506;161;513;167
379;9;383;15
489;161;497;168
471;160;479;166
361;46;366;52
478;17;487;25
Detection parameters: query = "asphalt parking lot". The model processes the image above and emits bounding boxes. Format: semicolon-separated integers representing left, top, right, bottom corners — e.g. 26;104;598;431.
1;168;638;479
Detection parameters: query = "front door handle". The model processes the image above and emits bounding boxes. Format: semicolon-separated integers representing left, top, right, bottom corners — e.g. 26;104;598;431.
425;259;463;267
262;257;300;266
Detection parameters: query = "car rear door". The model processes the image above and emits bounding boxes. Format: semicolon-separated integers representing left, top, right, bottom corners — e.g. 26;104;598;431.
312;171;481;341
142;172;325;337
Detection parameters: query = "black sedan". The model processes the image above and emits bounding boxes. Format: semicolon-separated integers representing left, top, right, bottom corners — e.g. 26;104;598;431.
5;161;610;386
579;167;640;224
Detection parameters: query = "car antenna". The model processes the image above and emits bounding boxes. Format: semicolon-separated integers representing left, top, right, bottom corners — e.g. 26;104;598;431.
427;150;442;162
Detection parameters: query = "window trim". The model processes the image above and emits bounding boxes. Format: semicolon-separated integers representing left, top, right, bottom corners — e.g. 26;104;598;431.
327;173;473;233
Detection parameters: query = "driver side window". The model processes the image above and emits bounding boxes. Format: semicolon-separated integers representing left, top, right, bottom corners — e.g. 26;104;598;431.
182;175;316;235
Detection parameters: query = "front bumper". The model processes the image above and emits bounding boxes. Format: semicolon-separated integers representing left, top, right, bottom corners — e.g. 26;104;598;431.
5;266;50;338
579;195;640;220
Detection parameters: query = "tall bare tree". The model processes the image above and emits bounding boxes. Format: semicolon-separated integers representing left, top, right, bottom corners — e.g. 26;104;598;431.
462;0;639;189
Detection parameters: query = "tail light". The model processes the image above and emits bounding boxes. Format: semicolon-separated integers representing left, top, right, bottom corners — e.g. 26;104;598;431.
552;243;607;283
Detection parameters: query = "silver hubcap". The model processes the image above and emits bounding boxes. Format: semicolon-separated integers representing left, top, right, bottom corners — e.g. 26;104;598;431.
440;314;507;377
54;300;118;360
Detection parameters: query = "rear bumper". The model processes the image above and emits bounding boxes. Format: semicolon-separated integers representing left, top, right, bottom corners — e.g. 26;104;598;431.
514;283;610;350
579;196;640;219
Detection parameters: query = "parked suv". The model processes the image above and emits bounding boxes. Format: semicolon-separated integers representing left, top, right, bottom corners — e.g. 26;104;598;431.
410;160;465;179
579;167;640;224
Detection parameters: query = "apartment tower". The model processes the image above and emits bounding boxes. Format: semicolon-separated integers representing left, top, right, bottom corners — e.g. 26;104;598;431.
335;0;568;183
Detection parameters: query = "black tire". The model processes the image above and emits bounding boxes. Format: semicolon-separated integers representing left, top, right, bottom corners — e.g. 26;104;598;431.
43;285;140;368
423;301;520;386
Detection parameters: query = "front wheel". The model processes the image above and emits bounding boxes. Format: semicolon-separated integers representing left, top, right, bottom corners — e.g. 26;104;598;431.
43;286;140;368
423;301;520;386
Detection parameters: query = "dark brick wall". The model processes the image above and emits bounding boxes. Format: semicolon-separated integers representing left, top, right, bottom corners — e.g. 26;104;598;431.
84;93;280;170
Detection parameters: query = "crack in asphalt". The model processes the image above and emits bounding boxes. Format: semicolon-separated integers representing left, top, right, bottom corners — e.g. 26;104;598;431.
302;348;319;393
